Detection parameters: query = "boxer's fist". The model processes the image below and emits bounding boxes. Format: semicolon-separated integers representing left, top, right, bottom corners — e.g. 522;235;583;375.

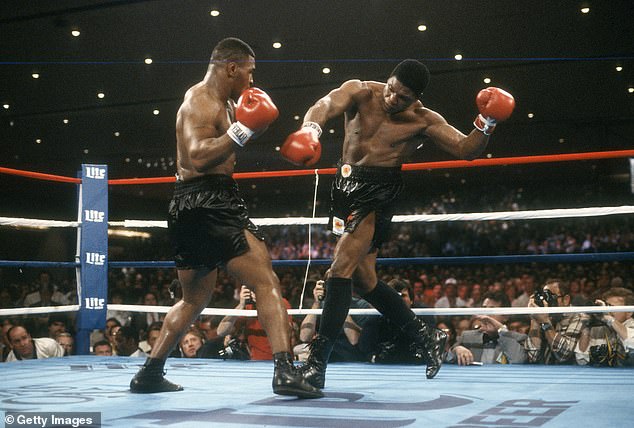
281;124;322;167
473;87;515;135
228;88;279;146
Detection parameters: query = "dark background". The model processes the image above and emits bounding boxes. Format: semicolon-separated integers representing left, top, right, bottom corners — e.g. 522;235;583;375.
1;0;633;222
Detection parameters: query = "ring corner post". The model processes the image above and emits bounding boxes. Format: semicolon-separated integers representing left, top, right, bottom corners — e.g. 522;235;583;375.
76;164;109;355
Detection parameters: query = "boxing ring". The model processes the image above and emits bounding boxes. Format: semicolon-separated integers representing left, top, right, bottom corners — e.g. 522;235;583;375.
1;356;632;427
2;150;634;427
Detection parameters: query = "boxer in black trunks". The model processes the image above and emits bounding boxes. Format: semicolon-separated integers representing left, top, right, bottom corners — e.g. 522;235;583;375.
282;59;515;388
130;37;321;398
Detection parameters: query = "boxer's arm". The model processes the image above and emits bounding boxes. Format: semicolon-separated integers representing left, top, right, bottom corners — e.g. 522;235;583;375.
303;79;364;126
186;100;236;172
424;111;489;161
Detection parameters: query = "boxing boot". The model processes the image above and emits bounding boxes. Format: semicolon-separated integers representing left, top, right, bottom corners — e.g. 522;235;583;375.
272;352;323;398
130;359;183;393
300;335;334;389
403;317;448;379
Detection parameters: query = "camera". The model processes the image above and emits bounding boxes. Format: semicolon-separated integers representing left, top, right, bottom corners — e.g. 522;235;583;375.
533;289;558;307
218;338;250;360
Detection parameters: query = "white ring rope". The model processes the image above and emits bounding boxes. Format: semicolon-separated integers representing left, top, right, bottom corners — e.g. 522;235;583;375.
95;304;634;317
0;305;80;317
2;304;632;319
4;205;634;229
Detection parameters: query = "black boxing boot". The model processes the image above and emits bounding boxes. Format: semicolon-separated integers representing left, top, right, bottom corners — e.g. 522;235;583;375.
403;317;447;379
272;352;323;398
300;334;334;389
130;358;183;393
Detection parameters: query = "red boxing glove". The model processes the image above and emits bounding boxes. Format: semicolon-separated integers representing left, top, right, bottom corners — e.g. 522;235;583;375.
281;122;322;166
228;88;279;146
473;87;515;135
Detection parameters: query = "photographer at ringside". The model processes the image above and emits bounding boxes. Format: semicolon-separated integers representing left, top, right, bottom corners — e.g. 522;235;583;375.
575;287;634;367
217;285;293;360
524;278;589;364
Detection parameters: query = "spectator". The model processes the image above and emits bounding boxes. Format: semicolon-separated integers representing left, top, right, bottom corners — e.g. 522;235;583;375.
104;317;122;350
139;321;162;354
92;340;114;356
435;278;469;308
106;290;132;327
179;327;205;358
525;279;589;364
5;325;64;361
576;287;634;366
131;291;161;340
217;286;292;360
113;325;147;357
23;272;68;306
507;315;531;335
297;280;365;363
46;314;68;339
450;291;527;365
55;332;74;356
1;318;15;362
512;274;535;307
196;316;222;342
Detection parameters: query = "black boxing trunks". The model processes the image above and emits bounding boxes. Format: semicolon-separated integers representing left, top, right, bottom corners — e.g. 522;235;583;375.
168;174;263;269
329;160;404;250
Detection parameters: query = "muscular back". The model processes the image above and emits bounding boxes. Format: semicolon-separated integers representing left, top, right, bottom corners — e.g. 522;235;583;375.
175;81;237;180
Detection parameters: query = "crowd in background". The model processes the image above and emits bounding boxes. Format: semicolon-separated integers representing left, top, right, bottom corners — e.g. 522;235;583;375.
1;182;633;365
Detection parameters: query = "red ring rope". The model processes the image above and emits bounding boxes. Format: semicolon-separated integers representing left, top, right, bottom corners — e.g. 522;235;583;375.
1;149;633;185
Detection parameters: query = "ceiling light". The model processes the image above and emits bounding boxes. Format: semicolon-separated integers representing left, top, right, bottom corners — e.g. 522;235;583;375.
210;10;220;17
63;119;69;124
528;113;534;118
329;129;335;134
2;104;8;109
32;73;40;79
628;87;634;94
293;115;300;120
483;77;491;84
97;92;105;99
36;139;42;144
144;58;153;64
559;138;565;143
486;153;493;159
454;54;463;61
71;30;81;37
83;149;89;154
114;131;120;137
615;66;623;72
580;7;590;14
322;67;331;74
272;42;282;49
125;158;130;163
417;24;427;32
275;146;281;151
153;109;160;115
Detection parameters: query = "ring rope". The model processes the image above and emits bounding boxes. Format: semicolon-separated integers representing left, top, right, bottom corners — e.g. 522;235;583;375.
3;206;633;229
0;305;80;317
3;303;632;319
2;252;632;270
2;149;634;185
61;303;634;317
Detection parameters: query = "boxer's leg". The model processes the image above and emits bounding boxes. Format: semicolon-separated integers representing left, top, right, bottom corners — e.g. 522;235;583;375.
130;267;215;393
227;231;322;398
301;213;374;388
